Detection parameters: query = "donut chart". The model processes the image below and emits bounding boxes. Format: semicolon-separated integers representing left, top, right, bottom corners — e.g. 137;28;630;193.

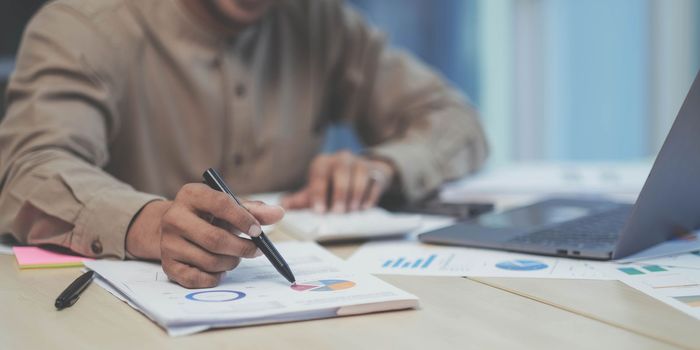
185;290;246;302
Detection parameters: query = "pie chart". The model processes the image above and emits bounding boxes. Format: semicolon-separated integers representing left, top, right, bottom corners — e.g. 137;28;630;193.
291;279;356;292
495;260;548;271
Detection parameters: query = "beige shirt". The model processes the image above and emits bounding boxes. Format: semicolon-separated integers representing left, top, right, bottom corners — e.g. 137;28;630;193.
0;0;487;259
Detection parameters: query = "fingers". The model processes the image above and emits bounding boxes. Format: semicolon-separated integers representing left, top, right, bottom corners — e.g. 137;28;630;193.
330;152;353;213
162;207;260;258
162;182;288;289
309;155;332;213
176;183;260;237
163;234;241;273
301;151;394;213
349;161;369;211
162;258;223;289
362;179;383;210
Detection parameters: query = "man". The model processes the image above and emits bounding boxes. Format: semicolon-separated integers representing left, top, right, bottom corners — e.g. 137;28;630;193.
0;0;487;288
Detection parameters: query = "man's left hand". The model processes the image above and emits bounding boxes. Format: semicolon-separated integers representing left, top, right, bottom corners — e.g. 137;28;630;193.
281;151;396;213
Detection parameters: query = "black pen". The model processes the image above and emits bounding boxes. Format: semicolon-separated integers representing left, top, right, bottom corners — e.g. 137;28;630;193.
55;270;95;310
202;168;296;284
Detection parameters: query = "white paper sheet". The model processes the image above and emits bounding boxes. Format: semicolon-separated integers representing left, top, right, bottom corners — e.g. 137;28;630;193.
279;208;422;242
405;215;455;238
86;242;418;336
439;161;651;204
243;192;427;241
631;251;700;270
0;243;14;255
346;241;612;280
601;263;700;321
0;235;17;255
615;232;700;262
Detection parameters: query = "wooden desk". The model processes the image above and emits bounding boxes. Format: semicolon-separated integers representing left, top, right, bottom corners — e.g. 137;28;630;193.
2;240;698;349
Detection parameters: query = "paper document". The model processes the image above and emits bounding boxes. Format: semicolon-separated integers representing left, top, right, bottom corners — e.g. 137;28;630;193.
0;243;13;255
347;241;611;280
279;208;422;242
615;232;700;263
632;251;700;270
440;161;651;203
602;264;700;321
86;242;418;336
0;235;17;255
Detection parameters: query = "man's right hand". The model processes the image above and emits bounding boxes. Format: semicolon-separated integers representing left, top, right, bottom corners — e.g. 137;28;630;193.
126;183;285;288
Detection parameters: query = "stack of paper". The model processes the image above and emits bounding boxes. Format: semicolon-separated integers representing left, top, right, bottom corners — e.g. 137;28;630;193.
86;242;418;336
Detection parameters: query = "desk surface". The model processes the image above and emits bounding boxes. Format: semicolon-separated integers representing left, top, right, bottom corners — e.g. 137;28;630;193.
2;238;699;350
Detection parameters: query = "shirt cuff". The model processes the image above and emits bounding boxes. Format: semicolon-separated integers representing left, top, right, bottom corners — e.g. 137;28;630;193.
368;141;442;203
71;189;163;259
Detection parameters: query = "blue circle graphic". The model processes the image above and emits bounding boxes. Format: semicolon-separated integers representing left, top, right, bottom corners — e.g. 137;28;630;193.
495;260;548;271
185;290;246;302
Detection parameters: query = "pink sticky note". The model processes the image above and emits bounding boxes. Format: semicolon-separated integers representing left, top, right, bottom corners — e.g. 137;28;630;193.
13;246;93;269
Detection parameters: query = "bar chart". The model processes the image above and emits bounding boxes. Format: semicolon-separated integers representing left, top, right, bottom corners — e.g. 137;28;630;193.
382;254;437;269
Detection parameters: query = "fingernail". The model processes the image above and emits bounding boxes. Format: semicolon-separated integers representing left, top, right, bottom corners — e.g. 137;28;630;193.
248;225;262;237
313;202;325;213
254;248;263;257
274;205;286;214
351;201;360;211
333;202;345;213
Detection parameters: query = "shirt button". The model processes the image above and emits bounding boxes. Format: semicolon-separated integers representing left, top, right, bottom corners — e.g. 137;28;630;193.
235;84;246;97
233;153;244;166
210;56;222;68
417;176;427;189
90;240;103;255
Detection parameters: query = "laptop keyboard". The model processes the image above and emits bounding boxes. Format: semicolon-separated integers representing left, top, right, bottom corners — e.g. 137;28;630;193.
507;207;631;249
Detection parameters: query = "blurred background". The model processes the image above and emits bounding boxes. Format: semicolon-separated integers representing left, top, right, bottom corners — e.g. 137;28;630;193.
2;0;700;167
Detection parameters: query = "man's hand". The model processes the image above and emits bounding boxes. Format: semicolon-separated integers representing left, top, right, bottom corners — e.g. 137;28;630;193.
281;150;396;213
126;183;284;288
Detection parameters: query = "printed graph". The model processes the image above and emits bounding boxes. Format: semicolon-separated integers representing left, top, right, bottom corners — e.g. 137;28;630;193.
291;279;356;292
495;260;548;271
185;290;246;302
381;254;437;269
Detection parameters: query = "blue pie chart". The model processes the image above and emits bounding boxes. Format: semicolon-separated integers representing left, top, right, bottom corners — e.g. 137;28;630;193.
495;260;548;271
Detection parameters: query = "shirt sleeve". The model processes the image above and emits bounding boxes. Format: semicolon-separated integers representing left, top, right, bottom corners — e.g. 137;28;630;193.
325;2;489;202
0;4;162;258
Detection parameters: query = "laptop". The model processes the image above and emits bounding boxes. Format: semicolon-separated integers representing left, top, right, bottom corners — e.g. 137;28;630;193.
419;71;700;260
